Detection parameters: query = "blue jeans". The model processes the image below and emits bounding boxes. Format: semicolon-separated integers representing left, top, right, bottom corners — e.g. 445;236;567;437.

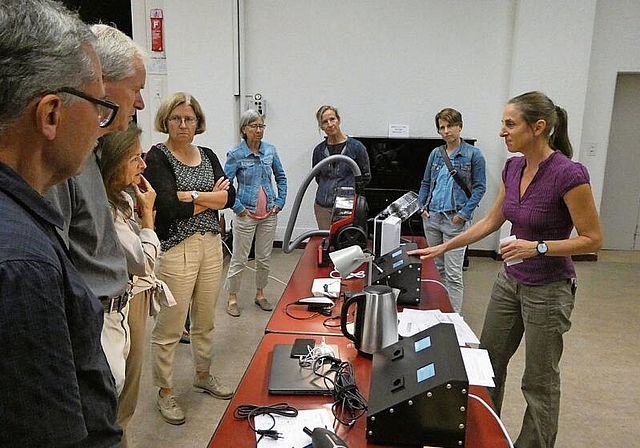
480;268;575;448
422;211;468;312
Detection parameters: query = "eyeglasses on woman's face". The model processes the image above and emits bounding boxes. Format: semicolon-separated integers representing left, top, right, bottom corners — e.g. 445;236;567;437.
168;115;198;126
247;123;266;130
54;87;120;128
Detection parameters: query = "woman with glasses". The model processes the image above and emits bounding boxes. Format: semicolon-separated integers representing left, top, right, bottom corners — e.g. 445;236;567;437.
223;109;287;317
144;92;236;425
312;105;371;229
99;123;171;445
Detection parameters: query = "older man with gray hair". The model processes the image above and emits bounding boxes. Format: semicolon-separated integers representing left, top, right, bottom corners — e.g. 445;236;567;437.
44;20;147;446
0;0;121;445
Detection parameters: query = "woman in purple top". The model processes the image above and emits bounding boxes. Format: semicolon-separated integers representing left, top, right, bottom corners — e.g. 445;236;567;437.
409;91;602;448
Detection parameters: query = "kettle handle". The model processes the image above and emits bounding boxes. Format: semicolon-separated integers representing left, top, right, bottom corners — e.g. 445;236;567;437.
340;292;365;343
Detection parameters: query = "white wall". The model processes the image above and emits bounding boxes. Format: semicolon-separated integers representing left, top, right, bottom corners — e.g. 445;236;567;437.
131;0;636;251
133;0;238;159
242;0;513;248
580;1;640;210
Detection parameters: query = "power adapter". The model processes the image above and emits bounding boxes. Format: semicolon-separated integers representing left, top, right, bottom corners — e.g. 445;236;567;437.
311;278;341;298
307;304;333;315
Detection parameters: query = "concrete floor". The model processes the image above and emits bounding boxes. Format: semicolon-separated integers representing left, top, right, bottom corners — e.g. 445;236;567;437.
127;249;640;447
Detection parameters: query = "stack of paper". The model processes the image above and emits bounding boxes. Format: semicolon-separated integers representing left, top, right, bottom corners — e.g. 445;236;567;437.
397;308;480;347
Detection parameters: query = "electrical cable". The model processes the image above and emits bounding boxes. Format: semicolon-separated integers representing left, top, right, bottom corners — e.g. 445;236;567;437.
283;302;321;320
327;361;368;426
421;277;449;294
221;236;289;286
468;393;515;448
233;402;299;447
297;341;338;368
329;269;366;279
310;357;368;427
322;315;343;328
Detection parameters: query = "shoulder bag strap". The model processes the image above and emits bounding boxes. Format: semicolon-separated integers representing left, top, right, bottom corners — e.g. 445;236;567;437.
439;146;472;198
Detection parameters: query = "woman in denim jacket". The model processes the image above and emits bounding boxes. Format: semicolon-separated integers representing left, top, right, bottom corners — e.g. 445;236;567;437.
224;110;287;317
312;105;371;229
418;108;486;313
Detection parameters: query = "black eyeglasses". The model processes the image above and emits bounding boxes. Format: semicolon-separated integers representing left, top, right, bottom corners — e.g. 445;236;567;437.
54;87;119;128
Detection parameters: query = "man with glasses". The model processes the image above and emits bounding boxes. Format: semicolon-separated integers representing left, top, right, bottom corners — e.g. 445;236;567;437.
53;87;120;128
44;22;147;425
0;0;121;446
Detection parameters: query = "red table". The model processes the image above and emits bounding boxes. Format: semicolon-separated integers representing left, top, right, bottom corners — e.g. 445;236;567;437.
208;237;508;447
265;236;453;335
208;333;508;448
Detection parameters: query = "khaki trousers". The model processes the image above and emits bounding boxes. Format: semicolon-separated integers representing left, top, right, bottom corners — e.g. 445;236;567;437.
480;268;575;448
151;233;223;389
225;213;277;295
116;289;151;448
314;202;333;230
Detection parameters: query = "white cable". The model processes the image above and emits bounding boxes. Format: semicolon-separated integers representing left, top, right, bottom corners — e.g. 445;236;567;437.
220;237;288;286
467;393;515;448
421;277;448;293
329;269;365;279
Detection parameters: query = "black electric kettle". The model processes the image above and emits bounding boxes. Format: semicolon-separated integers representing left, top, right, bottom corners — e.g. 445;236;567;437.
340;284;398;356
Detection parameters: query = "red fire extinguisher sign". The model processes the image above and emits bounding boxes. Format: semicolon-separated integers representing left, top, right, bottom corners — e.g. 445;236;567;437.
150;9;164;53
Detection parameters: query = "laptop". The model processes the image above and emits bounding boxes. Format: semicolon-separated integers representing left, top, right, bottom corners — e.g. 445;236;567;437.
267;344;339;395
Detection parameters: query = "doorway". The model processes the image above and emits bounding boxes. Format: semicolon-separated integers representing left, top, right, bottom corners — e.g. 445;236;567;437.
601;73;640;250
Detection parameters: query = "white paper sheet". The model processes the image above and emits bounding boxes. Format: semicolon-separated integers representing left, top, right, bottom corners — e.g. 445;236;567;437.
460;347;496;387
397;309;480;347
254;408;334;447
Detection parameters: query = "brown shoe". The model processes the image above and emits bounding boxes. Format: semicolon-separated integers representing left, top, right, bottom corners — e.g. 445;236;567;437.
193;375;234;400
157;393;186;425
254;297;273;311
226;302;241;317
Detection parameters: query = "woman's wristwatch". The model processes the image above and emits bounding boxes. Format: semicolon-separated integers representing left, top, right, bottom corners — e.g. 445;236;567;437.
191;190;199;203
536;241;548;256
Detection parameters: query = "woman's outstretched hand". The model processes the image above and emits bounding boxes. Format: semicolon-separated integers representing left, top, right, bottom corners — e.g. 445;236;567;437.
407;244;446;260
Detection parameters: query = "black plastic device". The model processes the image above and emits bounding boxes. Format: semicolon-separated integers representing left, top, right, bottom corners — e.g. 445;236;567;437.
291;338;315;358
303;426;348;448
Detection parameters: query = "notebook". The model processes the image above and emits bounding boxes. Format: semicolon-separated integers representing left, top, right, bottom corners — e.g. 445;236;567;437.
267;344;338;395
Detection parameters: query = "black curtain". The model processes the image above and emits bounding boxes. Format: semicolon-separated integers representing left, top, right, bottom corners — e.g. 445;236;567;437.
63;0;132;37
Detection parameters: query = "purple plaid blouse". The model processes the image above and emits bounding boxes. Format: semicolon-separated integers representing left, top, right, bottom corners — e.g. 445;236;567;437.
502;151;590;285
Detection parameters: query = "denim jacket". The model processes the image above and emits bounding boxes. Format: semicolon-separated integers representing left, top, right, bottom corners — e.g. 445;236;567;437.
418;140;486;221
224;140;287;215
312;137;371;208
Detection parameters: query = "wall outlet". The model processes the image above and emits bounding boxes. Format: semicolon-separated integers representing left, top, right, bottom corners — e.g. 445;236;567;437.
245;93;266;115
587;142;597;156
